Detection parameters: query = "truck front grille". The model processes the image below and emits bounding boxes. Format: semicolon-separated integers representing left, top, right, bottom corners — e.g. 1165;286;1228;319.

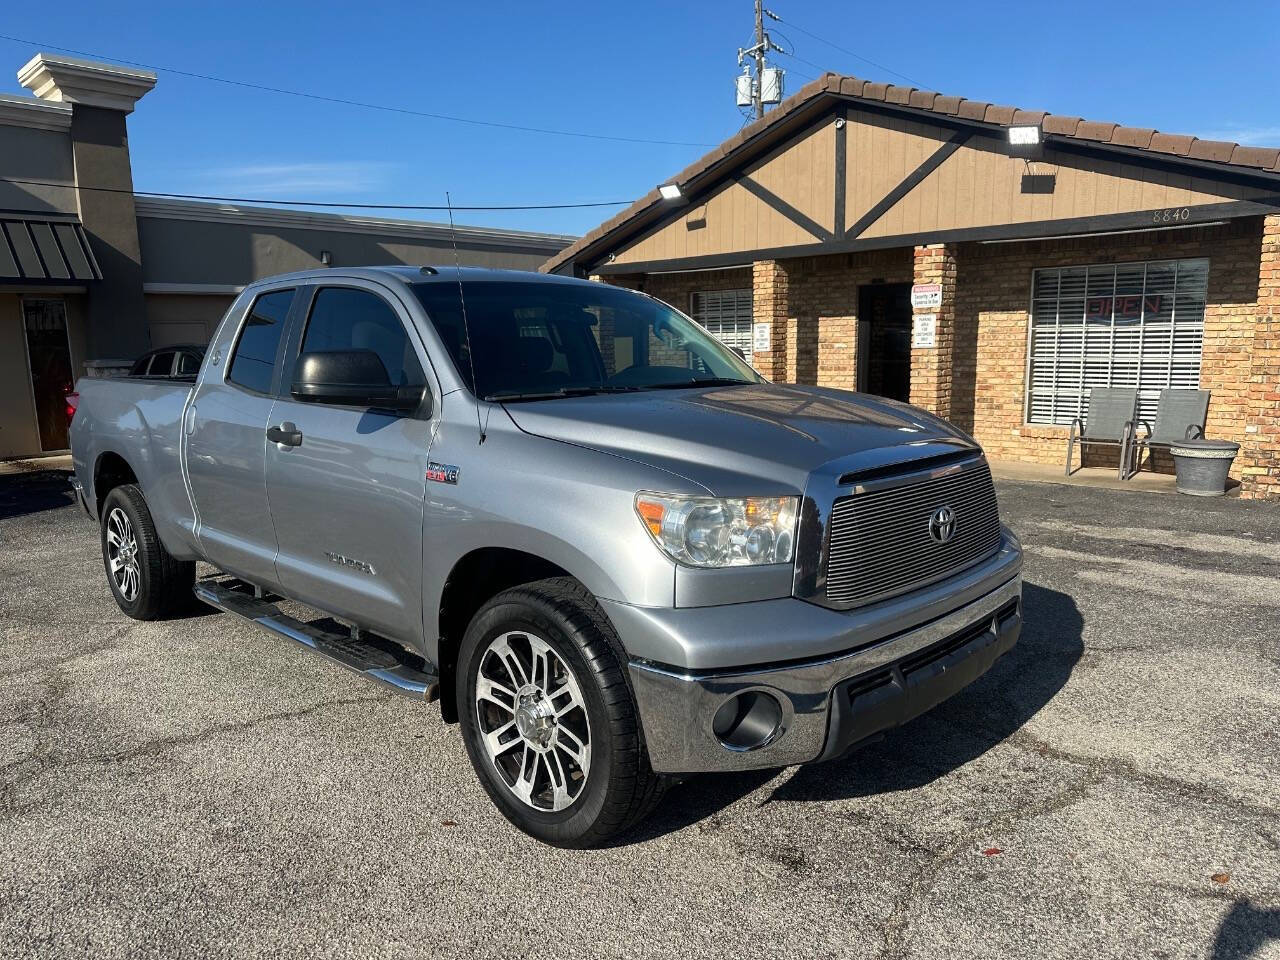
824;460;1002;607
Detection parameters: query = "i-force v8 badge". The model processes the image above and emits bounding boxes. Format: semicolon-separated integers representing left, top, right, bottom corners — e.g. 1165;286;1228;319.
426;462;459;484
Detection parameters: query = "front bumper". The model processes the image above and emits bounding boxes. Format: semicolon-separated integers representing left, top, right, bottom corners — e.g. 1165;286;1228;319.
627;574;1022;773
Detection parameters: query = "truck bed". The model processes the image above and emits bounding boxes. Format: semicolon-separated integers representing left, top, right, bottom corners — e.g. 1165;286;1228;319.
69;376;200;560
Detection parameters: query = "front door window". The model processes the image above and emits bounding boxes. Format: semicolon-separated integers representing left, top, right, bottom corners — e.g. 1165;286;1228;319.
22;298;74;452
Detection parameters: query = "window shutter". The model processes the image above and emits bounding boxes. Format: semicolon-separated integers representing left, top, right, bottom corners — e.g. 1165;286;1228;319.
1025;258;1208;425
690;289;754;362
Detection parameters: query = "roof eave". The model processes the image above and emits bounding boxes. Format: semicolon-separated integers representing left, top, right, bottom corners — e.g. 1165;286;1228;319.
544;72;1280;275
541;75;842;274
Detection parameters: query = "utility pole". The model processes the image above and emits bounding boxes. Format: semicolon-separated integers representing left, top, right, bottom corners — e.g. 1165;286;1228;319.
736;1;781;119
753;0;765;121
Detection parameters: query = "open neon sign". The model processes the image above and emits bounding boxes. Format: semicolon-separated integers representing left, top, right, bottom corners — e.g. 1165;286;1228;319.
1085;294;1163;321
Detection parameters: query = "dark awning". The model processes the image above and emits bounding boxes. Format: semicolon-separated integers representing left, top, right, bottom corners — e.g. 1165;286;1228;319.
0;214;102;283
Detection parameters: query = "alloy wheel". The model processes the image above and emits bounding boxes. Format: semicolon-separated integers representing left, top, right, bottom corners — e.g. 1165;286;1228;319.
105;507;140;602
475;630;592;812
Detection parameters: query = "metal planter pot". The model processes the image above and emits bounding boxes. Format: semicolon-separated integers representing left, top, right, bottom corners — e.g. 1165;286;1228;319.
1169;439;1240;497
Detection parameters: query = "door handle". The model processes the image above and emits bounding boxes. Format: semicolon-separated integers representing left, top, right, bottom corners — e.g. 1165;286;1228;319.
266;422;303;447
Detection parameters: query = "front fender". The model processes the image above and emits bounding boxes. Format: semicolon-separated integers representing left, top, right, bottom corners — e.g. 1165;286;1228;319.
420;409;694;656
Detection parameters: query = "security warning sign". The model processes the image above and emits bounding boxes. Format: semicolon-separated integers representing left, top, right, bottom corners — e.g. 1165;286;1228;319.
910;283;943;310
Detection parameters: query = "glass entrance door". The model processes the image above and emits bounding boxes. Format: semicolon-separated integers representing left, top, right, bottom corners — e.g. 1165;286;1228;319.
857;283;912;403
23;298;74;452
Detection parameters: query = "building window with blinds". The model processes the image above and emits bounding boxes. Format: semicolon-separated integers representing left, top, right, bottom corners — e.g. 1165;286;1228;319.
1025;258;1208;425
690;289;753;363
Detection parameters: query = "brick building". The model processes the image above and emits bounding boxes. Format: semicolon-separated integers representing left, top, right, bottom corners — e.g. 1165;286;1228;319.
543;74;1280;500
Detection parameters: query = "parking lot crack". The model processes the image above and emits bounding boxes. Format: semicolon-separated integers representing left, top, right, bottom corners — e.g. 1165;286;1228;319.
0;692;392;822
876;769;1101;960
1006;730;1279;820
0;626;132;681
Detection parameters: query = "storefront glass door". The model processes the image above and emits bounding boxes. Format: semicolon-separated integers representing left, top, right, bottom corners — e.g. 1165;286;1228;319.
857;283;912;402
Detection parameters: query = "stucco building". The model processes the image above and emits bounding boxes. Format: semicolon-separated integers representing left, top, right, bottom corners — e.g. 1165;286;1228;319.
1;53;571;459
545;74;1280;500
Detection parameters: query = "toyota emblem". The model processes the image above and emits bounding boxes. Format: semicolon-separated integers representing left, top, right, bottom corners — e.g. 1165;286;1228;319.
929;506;957;544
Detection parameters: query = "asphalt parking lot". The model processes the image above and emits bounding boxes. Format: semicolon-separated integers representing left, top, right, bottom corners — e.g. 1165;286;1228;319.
0;466;1277;959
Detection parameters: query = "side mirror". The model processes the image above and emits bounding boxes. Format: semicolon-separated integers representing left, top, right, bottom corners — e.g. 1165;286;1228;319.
731;346;746;361
291;350;421;410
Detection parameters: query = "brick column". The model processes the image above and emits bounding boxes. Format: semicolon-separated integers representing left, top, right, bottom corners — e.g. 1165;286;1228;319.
752;259;792;381
1239;214;1280;500
909;244;958;419
816;316;857;388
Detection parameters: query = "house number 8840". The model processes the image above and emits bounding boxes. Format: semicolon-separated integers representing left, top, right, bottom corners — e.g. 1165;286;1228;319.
1152;207;1192;224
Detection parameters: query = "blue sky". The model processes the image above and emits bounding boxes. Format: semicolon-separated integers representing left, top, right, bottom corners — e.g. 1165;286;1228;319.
3;0;1278;237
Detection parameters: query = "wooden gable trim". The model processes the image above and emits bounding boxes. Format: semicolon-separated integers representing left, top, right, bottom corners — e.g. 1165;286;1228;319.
597;107;839;269
735;174;835;242
577;91;1280;274
584;105;838;272
594;196;1280;275
833;106;848;237
844;130;972;240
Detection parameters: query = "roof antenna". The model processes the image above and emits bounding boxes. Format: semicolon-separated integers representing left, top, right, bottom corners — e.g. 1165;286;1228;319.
446;191;487;444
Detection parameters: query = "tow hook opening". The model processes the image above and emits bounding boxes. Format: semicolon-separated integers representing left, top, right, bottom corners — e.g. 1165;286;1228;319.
712;689;784;752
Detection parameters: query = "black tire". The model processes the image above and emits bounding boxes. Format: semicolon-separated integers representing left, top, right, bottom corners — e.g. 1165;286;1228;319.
457;577;667;847
99;484;195;621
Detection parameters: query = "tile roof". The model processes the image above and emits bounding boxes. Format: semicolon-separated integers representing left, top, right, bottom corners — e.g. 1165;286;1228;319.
543;72;1280;273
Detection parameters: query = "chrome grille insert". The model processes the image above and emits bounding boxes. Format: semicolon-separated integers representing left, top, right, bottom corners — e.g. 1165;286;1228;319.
824;460;1002;607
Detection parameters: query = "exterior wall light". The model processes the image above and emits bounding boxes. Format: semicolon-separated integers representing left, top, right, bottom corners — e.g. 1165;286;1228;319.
1008;125;1044;160
1008;125;1041;146
658;183;683;201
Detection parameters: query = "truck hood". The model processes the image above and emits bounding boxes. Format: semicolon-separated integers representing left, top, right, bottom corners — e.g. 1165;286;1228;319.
502;383;977;496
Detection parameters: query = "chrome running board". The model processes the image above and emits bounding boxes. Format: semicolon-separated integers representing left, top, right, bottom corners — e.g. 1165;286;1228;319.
194;577;439;702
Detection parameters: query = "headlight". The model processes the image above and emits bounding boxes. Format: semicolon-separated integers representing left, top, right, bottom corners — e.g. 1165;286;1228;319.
634;493;799;567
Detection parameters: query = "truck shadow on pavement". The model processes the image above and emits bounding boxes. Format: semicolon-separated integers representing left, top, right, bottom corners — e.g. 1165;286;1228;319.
620;581;1083;844
0;469;76;521
1213;899;1280;960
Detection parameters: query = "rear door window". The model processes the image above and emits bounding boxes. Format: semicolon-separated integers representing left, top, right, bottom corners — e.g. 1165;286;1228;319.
228;289;294;394
147;351;176;376
297;287;425;394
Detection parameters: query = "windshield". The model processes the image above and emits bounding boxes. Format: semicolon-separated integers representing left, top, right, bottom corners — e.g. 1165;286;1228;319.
411;280;762;400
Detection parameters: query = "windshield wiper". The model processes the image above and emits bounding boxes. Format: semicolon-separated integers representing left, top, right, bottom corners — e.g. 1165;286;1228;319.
640;378;753;391
484;385;638;402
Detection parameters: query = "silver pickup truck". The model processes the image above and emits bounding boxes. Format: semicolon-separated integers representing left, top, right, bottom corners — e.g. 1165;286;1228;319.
70;266;1022;847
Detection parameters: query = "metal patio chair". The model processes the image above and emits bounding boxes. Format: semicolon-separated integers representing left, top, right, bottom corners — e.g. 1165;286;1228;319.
1064;387;1138;479
1126;388;1210;479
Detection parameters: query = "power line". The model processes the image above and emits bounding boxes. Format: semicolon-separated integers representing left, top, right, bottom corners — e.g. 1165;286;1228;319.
771;47;828;78
783;66;819;84
764;31;819;84
4;175;635;211
0;33;717;149
762;10;925;87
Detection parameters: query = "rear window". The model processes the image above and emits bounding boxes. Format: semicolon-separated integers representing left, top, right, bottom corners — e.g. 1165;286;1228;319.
176;351;202;376
228;289;293;394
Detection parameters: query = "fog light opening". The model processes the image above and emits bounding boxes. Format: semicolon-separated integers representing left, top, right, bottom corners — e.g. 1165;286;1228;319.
712;690;784;751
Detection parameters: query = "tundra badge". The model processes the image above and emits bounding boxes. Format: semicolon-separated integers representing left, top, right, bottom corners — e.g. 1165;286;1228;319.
325;552;376;576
